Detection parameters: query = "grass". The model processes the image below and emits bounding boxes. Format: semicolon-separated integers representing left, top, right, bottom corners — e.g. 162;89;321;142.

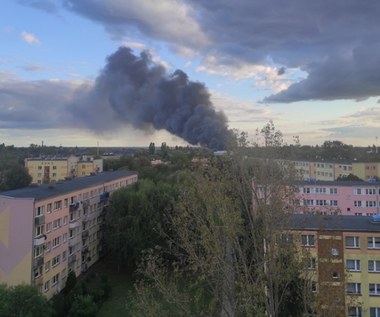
94;260;136;317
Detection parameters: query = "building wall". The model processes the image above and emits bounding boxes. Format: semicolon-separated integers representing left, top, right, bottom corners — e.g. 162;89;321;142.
297;182;380;216
0;172;138;299
0;197;34;286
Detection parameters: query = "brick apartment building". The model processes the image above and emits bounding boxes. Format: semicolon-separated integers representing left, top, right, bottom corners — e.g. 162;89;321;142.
290;214;380;317
0;171;137;299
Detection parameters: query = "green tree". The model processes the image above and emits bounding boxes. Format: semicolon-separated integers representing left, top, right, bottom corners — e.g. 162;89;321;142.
0;163;32;191
149;142;156;155
260;120;283;147
0;284;53;317
68;295;97;317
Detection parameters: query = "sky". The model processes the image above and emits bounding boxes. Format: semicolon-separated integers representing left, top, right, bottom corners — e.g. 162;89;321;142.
1;0;380;148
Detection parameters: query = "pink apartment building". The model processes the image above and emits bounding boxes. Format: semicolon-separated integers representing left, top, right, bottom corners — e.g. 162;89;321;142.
296;180;380;216
0;170;137;299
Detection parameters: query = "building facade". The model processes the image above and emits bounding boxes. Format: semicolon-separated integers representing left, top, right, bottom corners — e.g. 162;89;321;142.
296;180;380;216
0;171;137;298
25;156;103;184
291;214;380;317
353;163;380;181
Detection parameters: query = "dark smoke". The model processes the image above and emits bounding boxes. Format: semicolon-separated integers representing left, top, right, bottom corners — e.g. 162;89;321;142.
91;47;230;150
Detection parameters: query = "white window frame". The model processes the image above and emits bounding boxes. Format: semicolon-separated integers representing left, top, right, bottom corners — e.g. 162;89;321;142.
301;235;315;247
369;283;380;296
348;306;362;317
346;236;360;248
370;307;380;317
346;259;361;272
368;237;380;249
347;283;361;295
369;260;380;272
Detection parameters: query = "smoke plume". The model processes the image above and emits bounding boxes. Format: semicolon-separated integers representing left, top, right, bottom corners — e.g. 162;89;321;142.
87;47;230;150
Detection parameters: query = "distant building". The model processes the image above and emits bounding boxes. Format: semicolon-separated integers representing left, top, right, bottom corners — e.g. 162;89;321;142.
289;214;380;317
0;171;137;298
25;155;103;184
353;162;380;181
295;180;380;216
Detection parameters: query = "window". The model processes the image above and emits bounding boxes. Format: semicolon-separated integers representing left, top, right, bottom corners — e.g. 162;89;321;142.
34;245;43;258
346;236;360;248
64;198;68;208
370;308;380;317
53;218;61;229
346;259;361;271
53;165;57;170
367;188;376;195
62;251;67;261
370;284;380;296
35;225;44;237
52;236;61;248
52;273;59;286
301;235;315;247
347;283;361;295
45;241;51;253
367;201;377;207
47;203;52;213
63;216;68;225
368;237;380;249
52;255;61;267
369;260;380;272
354;201;362;207
355;189;362;195
35;206;44;217
311;281;317;293
303;187;311;194
330;200;338;206
46;222;52;233
54;200;62;210
44;281;50;292
307;258;316;270
45;261;50;272
348;307;362;317
63;233;67;243
330;188;337;194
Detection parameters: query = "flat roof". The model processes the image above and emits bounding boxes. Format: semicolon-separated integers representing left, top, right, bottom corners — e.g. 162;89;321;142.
289;214;380;233
0;171;137;201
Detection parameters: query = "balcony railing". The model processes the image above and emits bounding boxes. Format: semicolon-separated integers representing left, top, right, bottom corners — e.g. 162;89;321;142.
33;256;44;268
69;219;80;229
33;235;46;246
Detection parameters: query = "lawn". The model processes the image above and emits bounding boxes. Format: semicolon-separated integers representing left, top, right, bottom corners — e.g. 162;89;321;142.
95;260;136;317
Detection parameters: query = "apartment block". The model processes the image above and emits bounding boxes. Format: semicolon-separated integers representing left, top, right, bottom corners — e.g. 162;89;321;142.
353;163;380;181
296;180;380;216
25;155;103;184
0;171;137;299
290;214;380;317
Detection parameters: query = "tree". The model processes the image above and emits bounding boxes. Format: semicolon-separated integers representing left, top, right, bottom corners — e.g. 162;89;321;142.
149;142;156;155
260;120;283;147
0;284;53;317
161;142;168;158
133;148;314;317
68;295;97;317
336;173;362;181
0;163;32;191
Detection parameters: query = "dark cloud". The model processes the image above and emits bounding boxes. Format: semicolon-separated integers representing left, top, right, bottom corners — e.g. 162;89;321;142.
277;67;286;76
50;0;380;103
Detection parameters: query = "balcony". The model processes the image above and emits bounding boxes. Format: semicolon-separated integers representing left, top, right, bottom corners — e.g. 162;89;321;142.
68;254;76;266
82;230;89;239
82;246;89;254
69;219;80;229
69;202;79;211
33;256;44;268
33;235;46;246
34;215;45;226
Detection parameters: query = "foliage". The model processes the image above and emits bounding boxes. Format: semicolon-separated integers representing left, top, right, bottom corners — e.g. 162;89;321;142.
133;149;314;317
149;142;156;155
336;173;363;181
64;270;77;295
104;178;178;271
0;162;32;191
68;295;98;317
0;284;53;317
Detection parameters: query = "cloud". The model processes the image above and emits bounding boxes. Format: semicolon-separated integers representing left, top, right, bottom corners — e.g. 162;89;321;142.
21;31;40;44
20;63;45;72
16;0;58;14
62;0;209;49
54;0;380;103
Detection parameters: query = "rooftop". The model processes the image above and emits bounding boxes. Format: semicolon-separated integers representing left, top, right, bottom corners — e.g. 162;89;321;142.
0;170;137;201
297;179;379;187
290;214;380;233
